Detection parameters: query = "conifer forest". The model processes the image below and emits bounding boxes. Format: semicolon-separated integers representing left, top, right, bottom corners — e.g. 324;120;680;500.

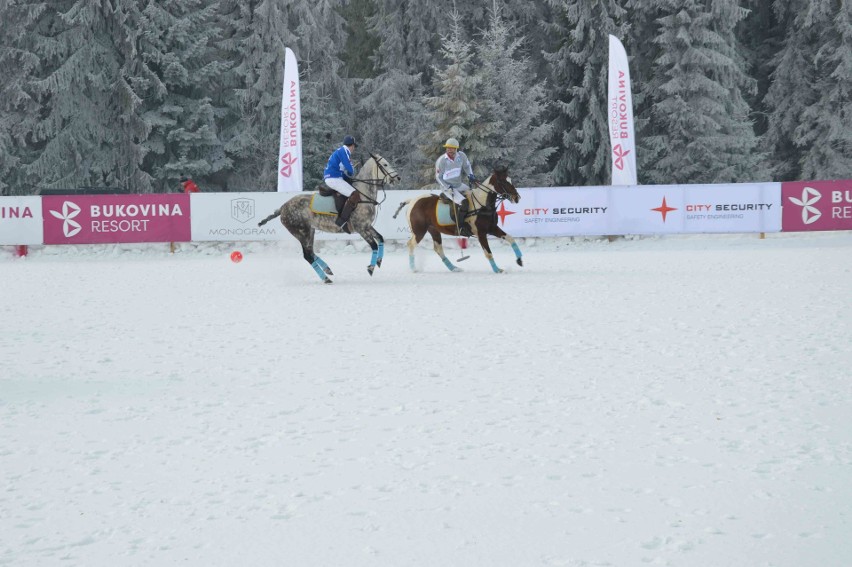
0;0;849;196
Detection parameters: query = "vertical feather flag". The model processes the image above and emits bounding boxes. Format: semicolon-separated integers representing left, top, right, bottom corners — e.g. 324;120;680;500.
277;48;303;192
608;35;637;186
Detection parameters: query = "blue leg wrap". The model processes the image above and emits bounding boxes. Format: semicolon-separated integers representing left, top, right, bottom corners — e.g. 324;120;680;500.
511;242;522;259
377;242;385;261
370;248;378;266
409;255;416;271
314;256;329;270
442;257;456;271
489;258;500;273
311;260;327;280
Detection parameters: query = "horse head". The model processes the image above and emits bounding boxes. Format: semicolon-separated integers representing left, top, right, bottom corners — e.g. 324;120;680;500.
359;153;401;186
488;163;520;204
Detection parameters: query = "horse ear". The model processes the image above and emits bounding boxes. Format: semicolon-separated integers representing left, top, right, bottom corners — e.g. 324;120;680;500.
495;163;508;174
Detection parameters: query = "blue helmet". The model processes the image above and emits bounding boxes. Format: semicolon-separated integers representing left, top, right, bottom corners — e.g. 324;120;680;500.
342;135;357;147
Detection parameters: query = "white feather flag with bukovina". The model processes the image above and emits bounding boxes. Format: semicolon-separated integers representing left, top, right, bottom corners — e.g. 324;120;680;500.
277;47;303;192
608;35;637;186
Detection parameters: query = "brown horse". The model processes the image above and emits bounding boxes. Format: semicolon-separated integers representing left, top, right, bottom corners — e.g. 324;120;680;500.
392;165;523;273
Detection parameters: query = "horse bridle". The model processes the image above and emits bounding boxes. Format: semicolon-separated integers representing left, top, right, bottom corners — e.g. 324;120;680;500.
351;152;397;205
470;174;515;211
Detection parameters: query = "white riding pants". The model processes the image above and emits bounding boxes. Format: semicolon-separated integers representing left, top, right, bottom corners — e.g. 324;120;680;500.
441;183;470;205
325;177;356;197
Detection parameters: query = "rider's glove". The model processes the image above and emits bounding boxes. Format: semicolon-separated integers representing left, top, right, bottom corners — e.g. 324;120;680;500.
468;174;476;183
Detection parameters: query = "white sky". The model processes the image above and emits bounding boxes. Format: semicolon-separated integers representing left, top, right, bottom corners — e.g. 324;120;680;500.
2;233;851;567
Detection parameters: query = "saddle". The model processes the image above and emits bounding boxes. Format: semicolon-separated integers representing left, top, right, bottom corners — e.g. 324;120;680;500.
436;195;470;227
313;181;347;215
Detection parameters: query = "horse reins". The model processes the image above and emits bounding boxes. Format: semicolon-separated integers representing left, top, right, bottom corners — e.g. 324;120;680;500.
351;152;397;206
470;176;512;211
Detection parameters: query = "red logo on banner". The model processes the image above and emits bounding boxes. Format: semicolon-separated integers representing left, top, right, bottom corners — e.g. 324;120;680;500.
613;144;630;171
652;196;677;222
496;202;516;226
280;153;299;177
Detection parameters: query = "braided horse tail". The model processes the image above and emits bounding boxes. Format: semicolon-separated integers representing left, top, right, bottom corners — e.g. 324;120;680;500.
392;200;411;220
257;208;281;227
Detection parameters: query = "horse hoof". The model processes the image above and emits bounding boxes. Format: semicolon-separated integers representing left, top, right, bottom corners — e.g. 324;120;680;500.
367;265;375;276
516;258;523;267
324;267;334;275
451;267;462;273
376;258;383;268
323;278;333;284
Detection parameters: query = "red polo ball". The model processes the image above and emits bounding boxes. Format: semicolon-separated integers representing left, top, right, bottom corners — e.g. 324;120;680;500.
230;250;243;263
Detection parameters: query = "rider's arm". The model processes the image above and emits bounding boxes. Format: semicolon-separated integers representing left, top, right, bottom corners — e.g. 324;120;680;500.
435;156;449;189
340;148;355;177
461;153;474;178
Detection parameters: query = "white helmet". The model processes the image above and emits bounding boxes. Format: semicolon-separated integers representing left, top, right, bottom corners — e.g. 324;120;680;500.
443;138;459;149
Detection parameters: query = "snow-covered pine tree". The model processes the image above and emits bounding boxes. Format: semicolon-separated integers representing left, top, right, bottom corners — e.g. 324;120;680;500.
764;0;852;180
13;0;152;193
542;0;628;186
738;0;782;140
475;0;554;186
288;0;353;188
422;10;481;187
138;0;230;192
354;0;434;186
216;0;298;191
0;0;44;195
624;0;663;183
642;0;767;184
797;0;852;179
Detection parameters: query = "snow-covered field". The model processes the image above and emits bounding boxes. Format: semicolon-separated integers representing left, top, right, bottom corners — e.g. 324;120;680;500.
2;232;850;567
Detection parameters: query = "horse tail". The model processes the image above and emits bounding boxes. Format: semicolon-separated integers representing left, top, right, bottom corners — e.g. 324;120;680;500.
392;200;411;219
257;208;281;227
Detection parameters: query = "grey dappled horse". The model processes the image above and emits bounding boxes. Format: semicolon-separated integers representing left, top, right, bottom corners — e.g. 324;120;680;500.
258;153;401;283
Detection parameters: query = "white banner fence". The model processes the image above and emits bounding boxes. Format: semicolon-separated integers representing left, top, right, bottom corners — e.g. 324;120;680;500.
0;181;809;246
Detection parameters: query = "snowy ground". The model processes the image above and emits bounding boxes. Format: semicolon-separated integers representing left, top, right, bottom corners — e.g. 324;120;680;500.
1;232;851;567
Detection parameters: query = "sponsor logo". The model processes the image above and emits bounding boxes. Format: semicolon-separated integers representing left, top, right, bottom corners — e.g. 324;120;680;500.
0;206;34;220
787;186;822;225
280;152;298;177
612;144;630;171
496;202;516;226
684;202;773;220
652;197;677;222
49;201;82;237
231;198;255;224
520;205;608;224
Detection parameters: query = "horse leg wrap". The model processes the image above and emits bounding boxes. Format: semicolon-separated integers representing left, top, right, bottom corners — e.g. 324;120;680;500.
377;242;385;262
314;256;332;275
311;260;329;281
511;242;522;259
370;248;378;267
442;257;457;271
488;258;501;273
409;255;416;272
